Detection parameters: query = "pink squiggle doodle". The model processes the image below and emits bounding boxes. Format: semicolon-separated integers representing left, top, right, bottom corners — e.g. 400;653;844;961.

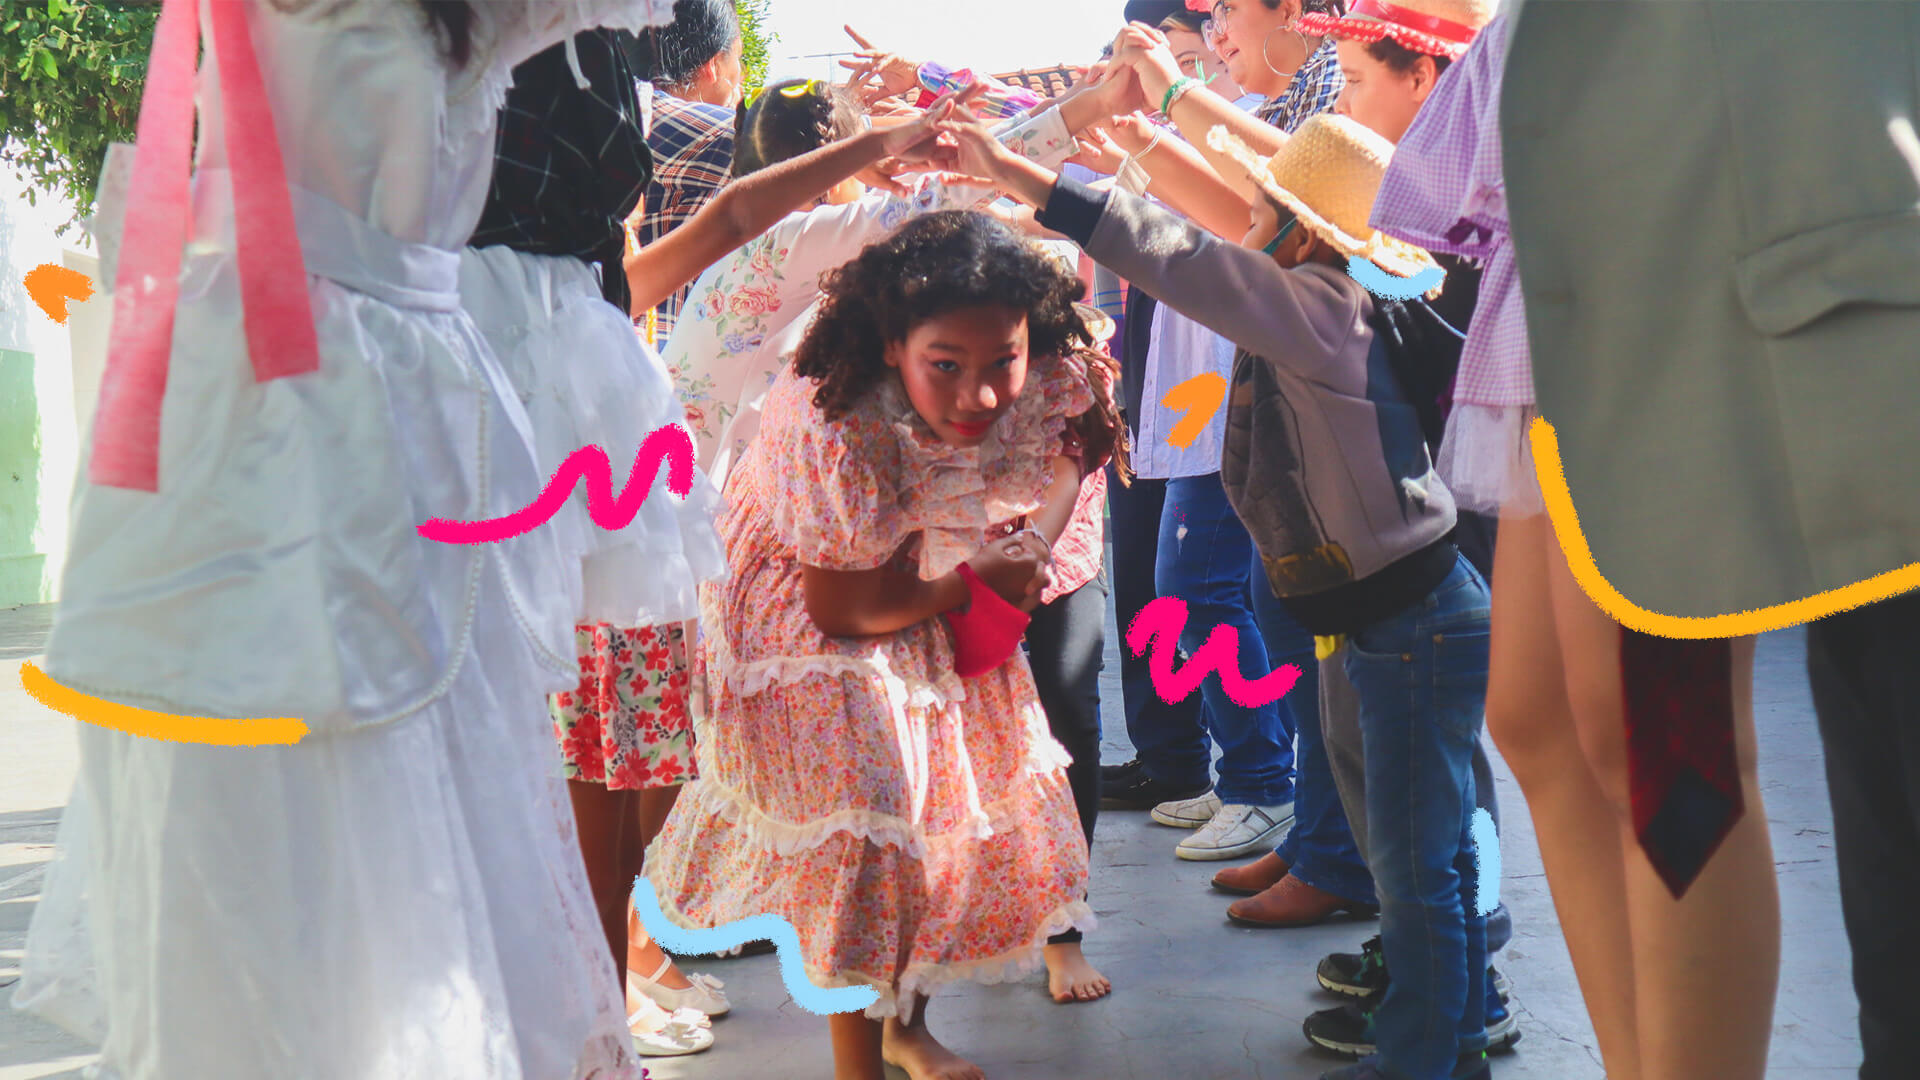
418;425;695;545
1125;595;1301;708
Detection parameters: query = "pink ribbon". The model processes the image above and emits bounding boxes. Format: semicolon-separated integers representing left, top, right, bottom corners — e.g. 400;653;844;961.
91;0;319;492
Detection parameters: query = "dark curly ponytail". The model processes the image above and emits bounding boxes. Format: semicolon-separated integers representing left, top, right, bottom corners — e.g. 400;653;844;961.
791;211;1091;422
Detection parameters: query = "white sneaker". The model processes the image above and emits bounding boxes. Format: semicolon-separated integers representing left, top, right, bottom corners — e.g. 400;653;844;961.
1176;802;1296;861
1150;789;1222;829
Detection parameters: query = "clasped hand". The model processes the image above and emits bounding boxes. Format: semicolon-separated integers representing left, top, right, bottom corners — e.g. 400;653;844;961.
966;532;1054;613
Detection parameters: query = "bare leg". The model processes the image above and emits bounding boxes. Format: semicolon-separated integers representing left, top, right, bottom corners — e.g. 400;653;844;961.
829;1013;887;1080
566;778;638;970
882;994;986;1080
626;783;695;991
1482;514;1642;1078
1042;941;1111;1003
1543;543;1778;1080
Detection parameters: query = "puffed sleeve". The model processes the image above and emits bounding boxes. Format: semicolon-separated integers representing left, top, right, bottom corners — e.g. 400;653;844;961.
1370;14;1514;259
757;370;913;572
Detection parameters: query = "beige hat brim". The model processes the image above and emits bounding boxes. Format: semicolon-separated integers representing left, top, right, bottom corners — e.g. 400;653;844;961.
1207;127;1438;280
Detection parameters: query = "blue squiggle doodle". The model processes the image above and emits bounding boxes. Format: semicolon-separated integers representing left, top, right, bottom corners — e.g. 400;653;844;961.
1471;808;1500;917
1347;256;1447;302
631;877;881;1016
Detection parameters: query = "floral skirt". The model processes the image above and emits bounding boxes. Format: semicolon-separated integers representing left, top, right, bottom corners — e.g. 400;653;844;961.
551;622;698;791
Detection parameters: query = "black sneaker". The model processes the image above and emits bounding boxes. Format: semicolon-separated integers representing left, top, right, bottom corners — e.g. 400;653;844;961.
1304;1002;1375;1057
1305;993;1522;1058
1320;936;1514;1008
1098;758;1211;809
1317;936;1388;998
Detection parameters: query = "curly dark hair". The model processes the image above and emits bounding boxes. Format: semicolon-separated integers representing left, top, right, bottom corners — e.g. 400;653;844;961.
792;212;1091;422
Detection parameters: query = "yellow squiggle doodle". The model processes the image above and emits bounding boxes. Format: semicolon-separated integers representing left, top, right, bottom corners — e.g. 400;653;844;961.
19;661;310;746
1532;416;1920;639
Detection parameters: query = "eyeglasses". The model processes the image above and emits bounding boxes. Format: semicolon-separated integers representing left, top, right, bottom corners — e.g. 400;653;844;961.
1203;2;1230;48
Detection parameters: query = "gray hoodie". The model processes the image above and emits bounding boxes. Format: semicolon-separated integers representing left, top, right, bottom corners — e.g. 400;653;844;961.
1038;179;1460;634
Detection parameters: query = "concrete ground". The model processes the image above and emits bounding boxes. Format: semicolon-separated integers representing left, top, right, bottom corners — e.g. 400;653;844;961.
0;598;1863;1079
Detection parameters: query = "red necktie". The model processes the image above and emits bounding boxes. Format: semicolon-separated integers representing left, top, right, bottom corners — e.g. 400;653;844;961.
1620;628;1742;898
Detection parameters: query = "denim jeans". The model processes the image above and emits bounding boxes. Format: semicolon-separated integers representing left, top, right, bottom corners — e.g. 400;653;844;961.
1247;582;1376;905
1320;645;1512;948
1344;554;1492;1080
1156;473;1297;807
1107;470;1212;791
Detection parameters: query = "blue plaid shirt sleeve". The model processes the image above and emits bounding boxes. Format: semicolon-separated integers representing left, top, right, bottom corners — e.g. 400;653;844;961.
1254;37;1346;134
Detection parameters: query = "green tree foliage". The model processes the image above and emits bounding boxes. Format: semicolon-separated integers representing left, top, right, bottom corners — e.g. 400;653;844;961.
735;0;775;94
0;0;156;225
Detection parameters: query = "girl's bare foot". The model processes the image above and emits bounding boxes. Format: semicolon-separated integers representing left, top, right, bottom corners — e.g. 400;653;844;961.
1043;941;1111;1003
882;1015;986;1080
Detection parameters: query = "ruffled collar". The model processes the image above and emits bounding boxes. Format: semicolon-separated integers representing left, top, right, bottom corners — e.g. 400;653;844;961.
861;357;1088;581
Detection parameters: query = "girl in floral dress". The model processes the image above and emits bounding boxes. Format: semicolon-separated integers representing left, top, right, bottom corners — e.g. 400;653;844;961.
647;211;1108;1080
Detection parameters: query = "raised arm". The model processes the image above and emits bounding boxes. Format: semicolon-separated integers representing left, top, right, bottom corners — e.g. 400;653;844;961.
1110;24;1287;204
1103;114;1252;239
947;120;1360;384
625;87;981;315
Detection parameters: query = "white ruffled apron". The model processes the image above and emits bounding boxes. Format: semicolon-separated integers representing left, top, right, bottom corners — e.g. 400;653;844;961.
48;167;585;733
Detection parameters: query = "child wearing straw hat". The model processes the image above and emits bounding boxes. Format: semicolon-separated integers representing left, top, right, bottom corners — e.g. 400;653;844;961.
945;111;1496;1080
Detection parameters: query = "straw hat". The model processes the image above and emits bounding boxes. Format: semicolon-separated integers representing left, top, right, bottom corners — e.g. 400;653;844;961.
1297;0;1491;60
1206;115;1438;279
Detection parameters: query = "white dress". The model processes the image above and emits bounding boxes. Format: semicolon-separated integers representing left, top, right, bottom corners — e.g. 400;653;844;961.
13;2;673;1078
457;246;726;627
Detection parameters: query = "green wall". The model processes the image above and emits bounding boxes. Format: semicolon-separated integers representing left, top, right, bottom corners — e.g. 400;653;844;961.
0;346;47;606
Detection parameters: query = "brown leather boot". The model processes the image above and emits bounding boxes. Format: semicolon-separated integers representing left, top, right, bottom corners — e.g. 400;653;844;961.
1226;874;1379;928
1210;851;1290;896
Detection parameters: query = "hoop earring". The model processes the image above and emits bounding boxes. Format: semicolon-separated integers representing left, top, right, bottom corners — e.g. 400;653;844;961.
1260;24;1309;80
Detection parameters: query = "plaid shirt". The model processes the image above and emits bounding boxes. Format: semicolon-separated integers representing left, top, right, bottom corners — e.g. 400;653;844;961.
1254;36;1345;134
470;30;651;312
636;90;736;338
1371;15;1531;407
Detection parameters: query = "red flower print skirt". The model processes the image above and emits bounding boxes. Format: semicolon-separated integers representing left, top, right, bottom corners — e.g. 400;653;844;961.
550;622;697;790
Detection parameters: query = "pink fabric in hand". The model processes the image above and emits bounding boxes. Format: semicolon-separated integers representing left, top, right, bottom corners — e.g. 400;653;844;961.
947;563;1032;678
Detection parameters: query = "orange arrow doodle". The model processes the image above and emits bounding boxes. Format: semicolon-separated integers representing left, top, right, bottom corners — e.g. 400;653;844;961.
1160;372;1227;449
23;264;95;325
19;661;310;746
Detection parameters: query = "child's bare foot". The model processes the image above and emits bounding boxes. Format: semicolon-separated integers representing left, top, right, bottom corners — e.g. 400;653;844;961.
1043;941;1112;1003
881;1016;986;1080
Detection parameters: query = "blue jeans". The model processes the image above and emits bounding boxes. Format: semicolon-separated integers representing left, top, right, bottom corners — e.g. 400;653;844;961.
1344;554;1491;1080
1108;471;1212;791
1156;473;1297;807
1249;582;1376;905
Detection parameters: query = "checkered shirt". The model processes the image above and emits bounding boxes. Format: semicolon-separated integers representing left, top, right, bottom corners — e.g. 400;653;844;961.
1253;35;1345;134
1370;15;1533;407
470;30;651;312
637;90;737;338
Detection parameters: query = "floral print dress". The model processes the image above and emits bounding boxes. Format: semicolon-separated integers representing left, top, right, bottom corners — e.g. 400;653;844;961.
646;356;1098;1016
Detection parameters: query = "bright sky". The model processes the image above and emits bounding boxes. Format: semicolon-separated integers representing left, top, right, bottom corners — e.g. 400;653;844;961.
762;0;1128;85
